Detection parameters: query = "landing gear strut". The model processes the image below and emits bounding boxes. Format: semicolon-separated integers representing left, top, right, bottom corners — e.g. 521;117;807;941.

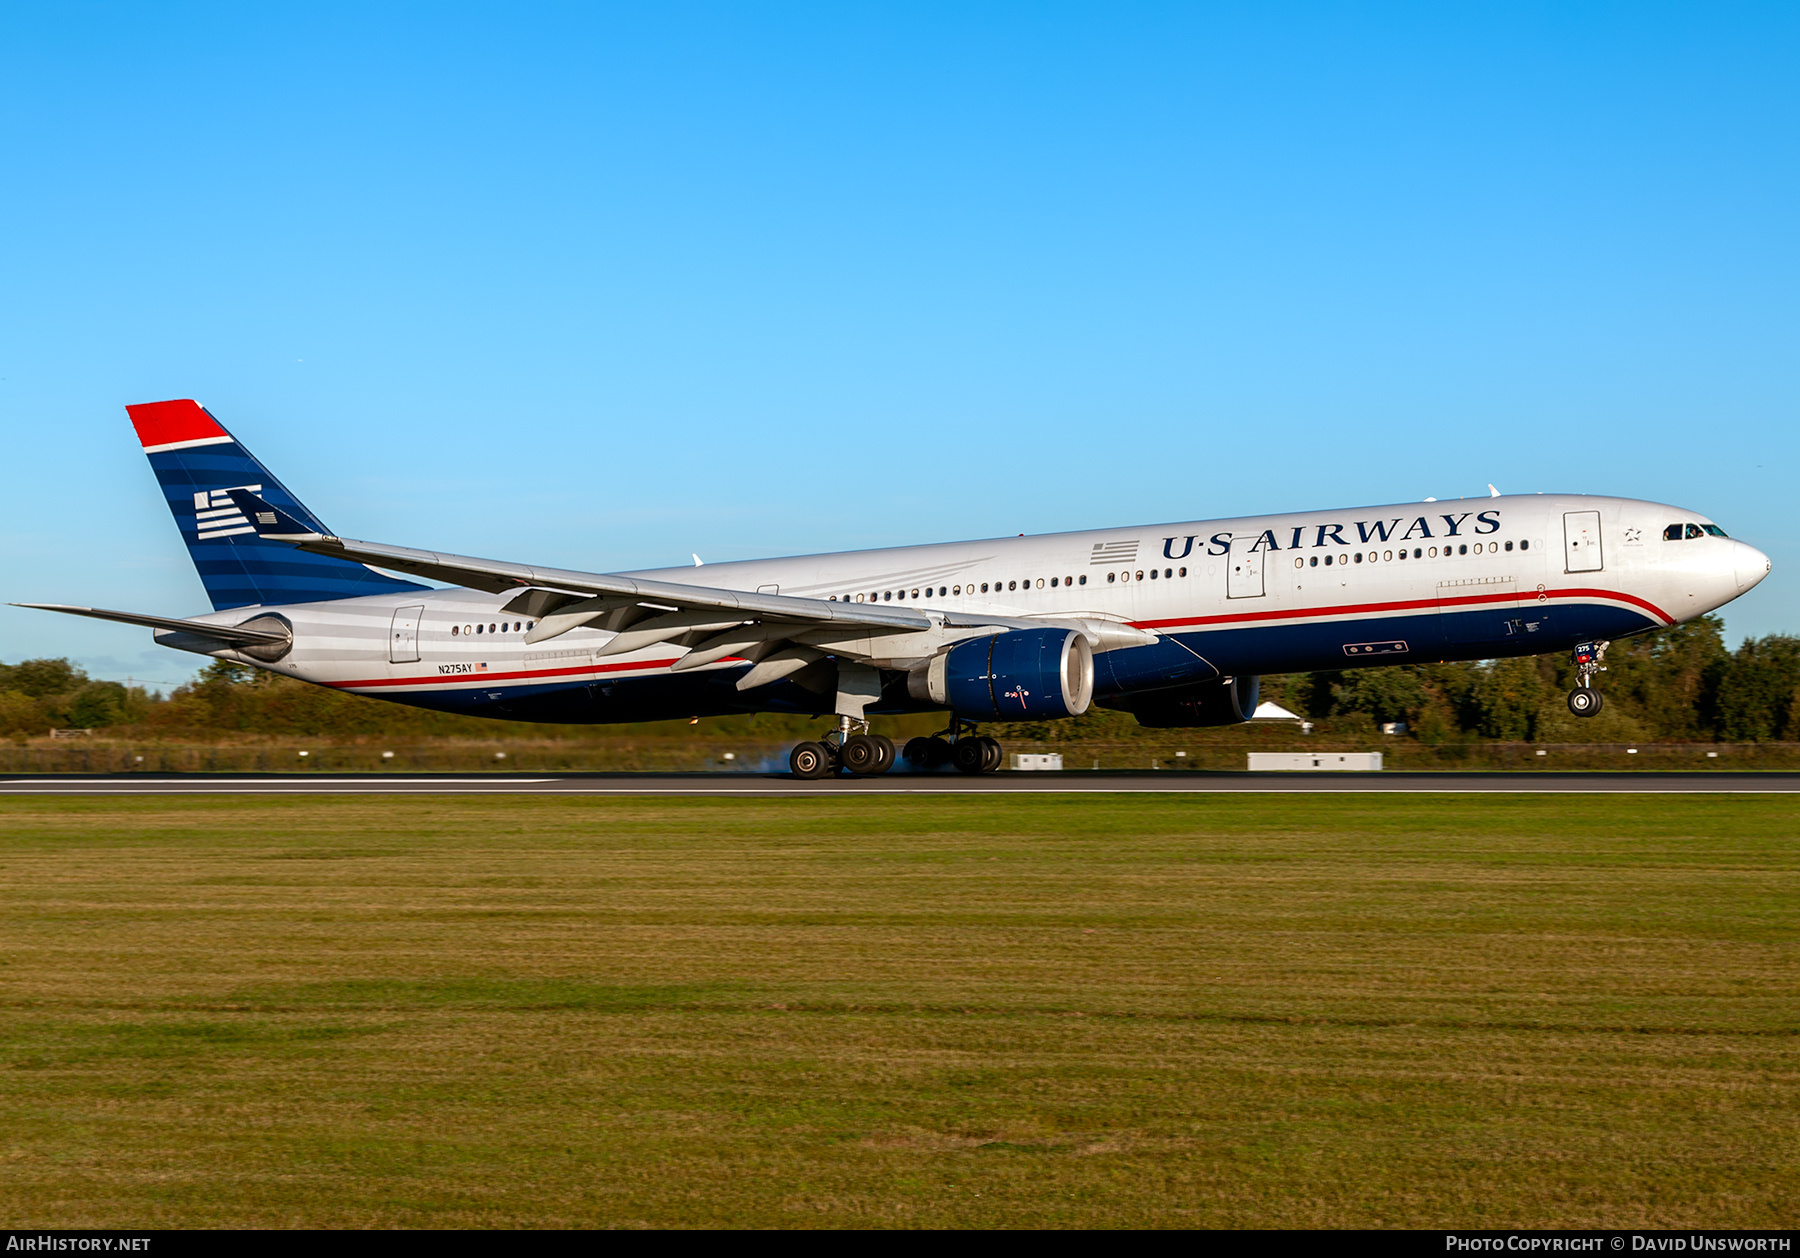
1567;640;1609;717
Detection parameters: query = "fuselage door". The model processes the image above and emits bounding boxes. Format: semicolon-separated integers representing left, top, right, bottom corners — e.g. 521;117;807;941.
1227;535;1266;598
389;604;424;664
1563;511;1603;573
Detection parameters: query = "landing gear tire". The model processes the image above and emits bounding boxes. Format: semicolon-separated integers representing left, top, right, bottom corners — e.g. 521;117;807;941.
840;733;894;776
978;736;1004;773
1567;687;1604;718
952;738;988;774
902;736;952;769
790;741;834;779
870;734;896;774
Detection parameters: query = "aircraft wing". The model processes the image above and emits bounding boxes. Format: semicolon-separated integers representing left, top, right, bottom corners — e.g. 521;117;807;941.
227;489;952;633
225;491;1156;689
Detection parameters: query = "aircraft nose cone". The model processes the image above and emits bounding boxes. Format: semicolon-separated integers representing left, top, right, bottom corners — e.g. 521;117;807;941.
1734;540;1771;592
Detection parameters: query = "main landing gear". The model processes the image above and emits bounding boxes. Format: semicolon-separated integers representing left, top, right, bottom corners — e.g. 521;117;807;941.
909;718;1002;775
1567;640;1610;717
788;718;1003;778
789;715;895;780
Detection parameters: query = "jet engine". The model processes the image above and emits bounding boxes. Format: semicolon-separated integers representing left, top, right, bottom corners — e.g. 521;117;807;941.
1108;674;1260;728
907;628;1095;720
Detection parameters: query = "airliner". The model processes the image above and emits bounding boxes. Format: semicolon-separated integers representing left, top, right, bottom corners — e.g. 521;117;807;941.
18;400;1772;777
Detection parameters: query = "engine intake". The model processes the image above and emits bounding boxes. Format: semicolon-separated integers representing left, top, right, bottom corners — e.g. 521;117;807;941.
908;628;1094;720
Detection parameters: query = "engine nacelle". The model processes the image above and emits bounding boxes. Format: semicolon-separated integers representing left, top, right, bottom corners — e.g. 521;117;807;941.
1110;675;1260;728
908;628;1095;720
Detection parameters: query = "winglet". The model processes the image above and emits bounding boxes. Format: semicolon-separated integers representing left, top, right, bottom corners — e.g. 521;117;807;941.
225;488;328;542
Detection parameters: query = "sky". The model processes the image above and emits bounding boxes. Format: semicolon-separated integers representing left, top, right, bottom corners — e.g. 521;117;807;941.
1;2;1795;691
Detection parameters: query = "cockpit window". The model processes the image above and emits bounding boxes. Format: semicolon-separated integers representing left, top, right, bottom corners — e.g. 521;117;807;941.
1703;524;1729;538
1685;523;1705;539
1663;524;1683;540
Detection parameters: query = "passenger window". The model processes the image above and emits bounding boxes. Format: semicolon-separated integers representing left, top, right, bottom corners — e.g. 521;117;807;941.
1685;524;1705;539
1505;540;1514;551
1107;573;1116;584
451;625;459;636
1383;551;1392;561
883;591;891;601
1135;570;1144;581
1079;574;1087;585
940;587;948;596
1008;581;1017;591
1050;577;1059;587
1149;568;1157;580
911;588;920;598
1663;524;1683;540
1036;578;1045;589
476;624;484;634
1324;555;1333;566
1295;558;1304;569
1457;545;1466;555
1309;556;1318;568
1164;568;1172;578
1354;552;1363;563
1704;524;1728;538
980;583;989;593
1520;540;1529;551
1178;567;1186;577
1428;547;1437;558
1065;575;1073;585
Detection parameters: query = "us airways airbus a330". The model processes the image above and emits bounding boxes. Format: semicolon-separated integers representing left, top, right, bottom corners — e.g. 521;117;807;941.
18;400;1773;777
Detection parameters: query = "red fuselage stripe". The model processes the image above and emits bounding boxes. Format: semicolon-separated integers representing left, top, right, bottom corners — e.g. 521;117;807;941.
325;656;685;690
1132;586;1672;631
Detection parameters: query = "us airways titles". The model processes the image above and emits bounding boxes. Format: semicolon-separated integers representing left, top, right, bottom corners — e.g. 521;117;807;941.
1162;510;1504;559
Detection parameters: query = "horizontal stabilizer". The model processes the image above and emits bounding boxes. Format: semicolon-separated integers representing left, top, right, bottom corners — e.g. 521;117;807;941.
11;603;292;644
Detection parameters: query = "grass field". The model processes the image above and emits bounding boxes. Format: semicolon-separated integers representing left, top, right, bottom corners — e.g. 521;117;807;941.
0;795;1795;1229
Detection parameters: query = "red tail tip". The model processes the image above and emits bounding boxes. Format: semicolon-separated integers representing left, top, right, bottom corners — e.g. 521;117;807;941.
127;399;228;451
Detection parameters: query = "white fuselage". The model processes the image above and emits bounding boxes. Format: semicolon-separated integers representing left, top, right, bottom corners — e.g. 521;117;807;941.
156;493;1769;723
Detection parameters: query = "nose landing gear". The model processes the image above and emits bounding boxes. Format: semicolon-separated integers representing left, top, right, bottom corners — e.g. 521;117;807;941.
1566;640;1609;717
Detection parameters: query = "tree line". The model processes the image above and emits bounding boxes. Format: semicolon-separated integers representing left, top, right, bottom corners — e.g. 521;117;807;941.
3;616;1797;743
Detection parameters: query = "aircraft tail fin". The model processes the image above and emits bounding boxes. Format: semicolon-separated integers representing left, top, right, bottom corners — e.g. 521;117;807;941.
128;399;429;611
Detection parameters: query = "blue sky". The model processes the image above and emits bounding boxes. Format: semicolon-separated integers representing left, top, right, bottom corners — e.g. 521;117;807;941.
2;3;1795;690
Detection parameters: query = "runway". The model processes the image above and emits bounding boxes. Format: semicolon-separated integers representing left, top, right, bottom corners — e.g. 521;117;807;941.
4;771;1799;794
